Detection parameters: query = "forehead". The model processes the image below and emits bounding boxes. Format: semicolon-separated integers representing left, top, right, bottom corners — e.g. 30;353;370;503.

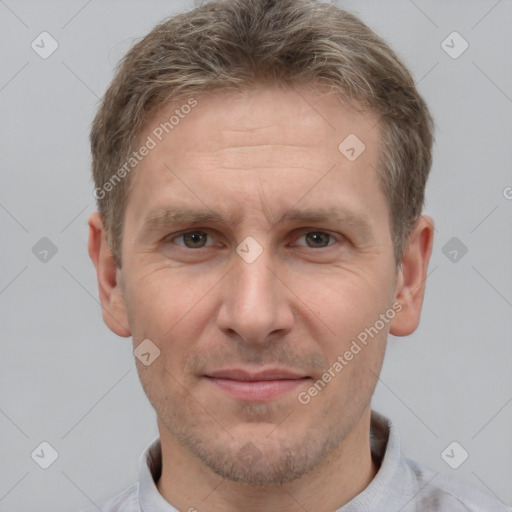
126;85;386;228
141;86;379;156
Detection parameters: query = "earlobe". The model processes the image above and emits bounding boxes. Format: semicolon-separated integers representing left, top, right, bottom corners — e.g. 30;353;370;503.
389;216;434;337
88;211;131;337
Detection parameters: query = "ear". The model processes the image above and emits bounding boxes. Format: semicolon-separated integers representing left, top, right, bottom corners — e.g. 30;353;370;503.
88;211;131;337
389;215;434;337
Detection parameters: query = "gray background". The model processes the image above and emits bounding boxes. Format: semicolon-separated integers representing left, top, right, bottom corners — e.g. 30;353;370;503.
1;0;511;510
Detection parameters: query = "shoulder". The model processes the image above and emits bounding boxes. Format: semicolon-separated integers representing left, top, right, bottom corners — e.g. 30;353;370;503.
81;482;140;512
365;411;509;512
401;457;510;512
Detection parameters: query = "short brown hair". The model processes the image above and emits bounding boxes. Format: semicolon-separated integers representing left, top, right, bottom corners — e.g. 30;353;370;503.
90;0;434;267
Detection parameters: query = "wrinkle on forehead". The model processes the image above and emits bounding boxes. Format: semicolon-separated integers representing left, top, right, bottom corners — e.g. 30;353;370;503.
175;143;332;173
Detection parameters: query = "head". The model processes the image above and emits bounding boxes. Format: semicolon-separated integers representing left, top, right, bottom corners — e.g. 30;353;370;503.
89;0;434;485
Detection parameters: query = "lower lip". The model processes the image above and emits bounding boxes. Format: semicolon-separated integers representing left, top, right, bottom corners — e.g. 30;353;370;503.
205;377;309;401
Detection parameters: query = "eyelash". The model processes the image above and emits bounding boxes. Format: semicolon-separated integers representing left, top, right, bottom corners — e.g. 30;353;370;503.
167;229;339;250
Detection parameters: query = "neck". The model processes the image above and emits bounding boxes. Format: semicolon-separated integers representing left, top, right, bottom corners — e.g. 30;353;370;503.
155;407;378;512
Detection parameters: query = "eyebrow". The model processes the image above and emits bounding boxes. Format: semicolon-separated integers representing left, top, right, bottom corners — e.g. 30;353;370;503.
141;207;236;232
140;206;374;241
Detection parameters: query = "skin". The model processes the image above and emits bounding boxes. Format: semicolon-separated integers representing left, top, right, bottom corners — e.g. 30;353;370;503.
89;84;433;512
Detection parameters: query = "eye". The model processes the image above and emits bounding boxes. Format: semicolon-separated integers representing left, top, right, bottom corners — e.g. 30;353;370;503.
166;229;339;251
294;231;336;248
171;230;215;249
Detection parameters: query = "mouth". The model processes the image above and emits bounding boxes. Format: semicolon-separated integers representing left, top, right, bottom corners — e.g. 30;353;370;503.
204;368;311;401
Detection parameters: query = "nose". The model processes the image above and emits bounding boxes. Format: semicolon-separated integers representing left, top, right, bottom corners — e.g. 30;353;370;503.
216;247;294;345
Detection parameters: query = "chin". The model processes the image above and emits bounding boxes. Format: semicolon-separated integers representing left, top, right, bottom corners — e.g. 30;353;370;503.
175;424;339;485
201;447;317;484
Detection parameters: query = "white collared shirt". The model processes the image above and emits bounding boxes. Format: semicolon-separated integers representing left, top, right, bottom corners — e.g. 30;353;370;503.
83;410;509;511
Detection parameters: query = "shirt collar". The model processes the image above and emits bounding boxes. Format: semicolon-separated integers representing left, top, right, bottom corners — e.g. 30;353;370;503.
138;436;178;511
137;409;400;511
338;409;402;511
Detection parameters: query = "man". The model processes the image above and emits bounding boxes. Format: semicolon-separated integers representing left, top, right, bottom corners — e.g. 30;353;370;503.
86;0;507;510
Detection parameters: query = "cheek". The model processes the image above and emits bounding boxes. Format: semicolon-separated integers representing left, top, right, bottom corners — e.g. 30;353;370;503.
309;280;389;408
123;269;179;339
297;270;394;345
124;266;219;350
296;274;393;402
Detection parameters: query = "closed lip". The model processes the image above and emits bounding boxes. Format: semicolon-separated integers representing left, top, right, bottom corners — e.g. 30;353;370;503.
205;368;309;381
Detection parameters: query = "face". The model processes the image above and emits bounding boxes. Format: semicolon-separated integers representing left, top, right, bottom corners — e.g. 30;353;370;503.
89;85;432;485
